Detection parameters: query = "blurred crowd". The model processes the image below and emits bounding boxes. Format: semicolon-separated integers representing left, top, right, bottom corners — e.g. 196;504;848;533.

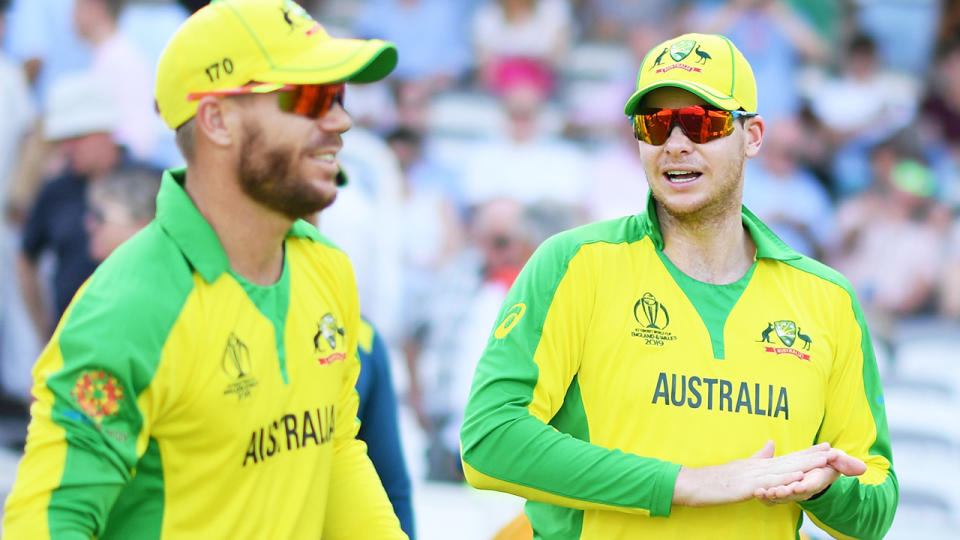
0;0;959;484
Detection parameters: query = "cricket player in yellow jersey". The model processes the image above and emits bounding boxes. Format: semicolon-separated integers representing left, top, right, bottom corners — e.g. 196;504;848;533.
3;1;407;538
461;33;897;539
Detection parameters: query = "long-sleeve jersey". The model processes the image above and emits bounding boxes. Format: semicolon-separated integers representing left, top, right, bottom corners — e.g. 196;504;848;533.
461;197;897;539
356;318;416;538
2;169;406;539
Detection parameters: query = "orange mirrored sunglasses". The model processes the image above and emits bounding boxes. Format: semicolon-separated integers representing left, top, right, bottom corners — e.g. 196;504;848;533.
632;105;756;145
187;82;346;120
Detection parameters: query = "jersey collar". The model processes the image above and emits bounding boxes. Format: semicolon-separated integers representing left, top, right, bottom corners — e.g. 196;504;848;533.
641;192;802;262
156;168;324;283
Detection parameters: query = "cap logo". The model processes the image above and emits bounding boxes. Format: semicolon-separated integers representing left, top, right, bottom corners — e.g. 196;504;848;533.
651;40;713;75
669;40;696;62
280;0;322;35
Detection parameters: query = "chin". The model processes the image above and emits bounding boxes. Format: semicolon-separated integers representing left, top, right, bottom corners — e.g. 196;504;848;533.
653;189;710;216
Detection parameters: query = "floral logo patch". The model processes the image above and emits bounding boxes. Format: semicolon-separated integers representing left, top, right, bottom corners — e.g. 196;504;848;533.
71;370;124;423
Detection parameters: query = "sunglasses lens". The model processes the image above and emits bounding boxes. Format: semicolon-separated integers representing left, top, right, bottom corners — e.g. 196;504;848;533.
678;106;734;143
277;84;345;119
634;109;674;144
276;87;298;112
634;106;736;145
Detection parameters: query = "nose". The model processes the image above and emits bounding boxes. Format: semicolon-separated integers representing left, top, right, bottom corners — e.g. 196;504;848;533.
319;102;352;134
661;124;692;154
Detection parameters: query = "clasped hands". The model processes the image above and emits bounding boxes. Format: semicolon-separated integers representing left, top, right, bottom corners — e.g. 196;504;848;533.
673;440;867;507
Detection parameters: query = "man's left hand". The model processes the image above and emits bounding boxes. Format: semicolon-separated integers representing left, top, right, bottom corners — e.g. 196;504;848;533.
754;448;867;505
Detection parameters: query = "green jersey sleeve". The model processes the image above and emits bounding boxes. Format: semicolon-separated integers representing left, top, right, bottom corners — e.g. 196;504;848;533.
796;262;897;539
2;226;193;539
460;232;680;518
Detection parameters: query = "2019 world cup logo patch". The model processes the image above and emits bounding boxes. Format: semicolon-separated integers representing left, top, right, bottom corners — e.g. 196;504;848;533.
71;369;124;423
631;292;677;346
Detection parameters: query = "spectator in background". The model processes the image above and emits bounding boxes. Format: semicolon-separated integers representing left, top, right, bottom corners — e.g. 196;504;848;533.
577;0;676;44
407;197;579;482
918;38;960;209
584;119;649;222
472;0;572;96
117;0;189;168
742;115;834;259
461;80;587;207
940;217;960;320
919;38;960;148
1;0;90;99
700;0;828;122
84;163;161;262
74;0;162;163
354;0;471;91
831;151;947;336
0;0;34;203
118;0;188;68
348;0;474;133
385;127;464;349
806;32;921;197
356;316;416;539
854;0;942;78
17;72;121;341
0;0;39;415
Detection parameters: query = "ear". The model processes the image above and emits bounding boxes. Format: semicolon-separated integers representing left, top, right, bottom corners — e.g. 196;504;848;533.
193;96;236;149
743;114;765;159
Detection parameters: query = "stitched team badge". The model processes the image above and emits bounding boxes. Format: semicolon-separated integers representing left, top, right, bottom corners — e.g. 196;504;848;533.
670;40;696;62
71;369;124;423
314;313;346;366
758;320;813;360
280;0;322;35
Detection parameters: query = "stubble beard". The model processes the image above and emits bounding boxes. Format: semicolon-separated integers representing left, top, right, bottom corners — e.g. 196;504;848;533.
653;153;746;232
237;120;337;221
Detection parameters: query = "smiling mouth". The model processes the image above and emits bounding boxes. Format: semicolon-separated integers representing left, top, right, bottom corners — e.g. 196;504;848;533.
664;170;701;184
309;152;337;163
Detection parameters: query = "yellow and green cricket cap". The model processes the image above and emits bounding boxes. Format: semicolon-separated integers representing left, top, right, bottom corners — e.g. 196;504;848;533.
155;0;398;129
623;33;756;115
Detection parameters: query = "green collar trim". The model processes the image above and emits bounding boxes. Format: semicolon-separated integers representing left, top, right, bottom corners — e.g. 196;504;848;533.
640;192;801;261
156;168;324;283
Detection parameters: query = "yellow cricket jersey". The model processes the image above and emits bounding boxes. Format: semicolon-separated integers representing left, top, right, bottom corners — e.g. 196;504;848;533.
2;169;406;539
461;196;897;540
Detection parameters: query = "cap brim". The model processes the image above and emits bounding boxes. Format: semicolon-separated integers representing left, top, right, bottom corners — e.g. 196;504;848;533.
254;39;397;85
623;80;744;115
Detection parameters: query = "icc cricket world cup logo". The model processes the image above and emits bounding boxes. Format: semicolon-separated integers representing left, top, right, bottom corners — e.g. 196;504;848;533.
635;292;670;329
223;333;252;379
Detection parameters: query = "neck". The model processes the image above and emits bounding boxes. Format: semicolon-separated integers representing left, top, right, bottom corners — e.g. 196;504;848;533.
656;201;756;285
184;160;290;286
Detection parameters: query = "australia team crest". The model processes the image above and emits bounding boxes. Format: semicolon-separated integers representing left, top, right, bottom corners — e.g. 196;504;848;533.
758;320;812;360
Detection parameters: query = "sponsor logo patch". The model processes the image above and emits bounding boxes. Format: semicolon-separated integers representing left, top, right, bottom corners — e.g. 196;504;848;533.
494;303;526;339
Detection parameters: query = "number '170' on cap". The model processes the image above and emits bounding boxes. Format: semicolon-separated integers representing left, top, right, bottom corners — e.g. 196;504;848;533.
155;0;398;129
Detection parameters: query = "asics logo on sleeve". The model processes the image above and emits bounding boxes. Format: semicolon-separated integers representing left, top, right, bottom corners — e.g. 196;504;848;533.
494;303;526;339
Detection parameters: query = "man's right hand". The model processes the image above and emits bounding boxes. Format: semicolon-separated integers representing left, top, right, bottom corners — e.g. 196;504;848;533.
671;441;842;507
